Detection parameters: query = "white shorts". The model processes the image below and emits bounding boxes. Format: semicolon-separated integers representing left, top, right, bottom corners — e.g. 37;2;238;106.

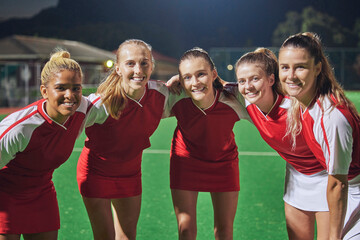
342;175;360;240
283;163;328;212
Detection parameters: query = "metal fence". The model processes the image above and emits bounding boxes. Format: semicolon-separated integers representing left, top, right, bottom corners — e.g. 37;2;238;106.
0;62;106;108
210;47;360;90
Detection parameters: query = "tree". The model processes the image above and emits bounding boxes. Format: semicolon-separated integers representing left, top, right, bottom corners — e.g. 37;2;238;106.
272;7;357;47
354;18;360;47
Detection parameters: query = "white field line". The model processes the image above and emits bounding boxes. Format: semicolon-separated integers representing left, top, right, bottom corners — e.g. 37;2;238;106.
72;148;278;156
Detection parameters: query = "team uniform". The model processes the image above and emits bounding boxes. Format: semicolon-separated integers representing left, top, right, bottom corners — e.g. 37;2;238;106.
77;80;169;198
225;83;329;211
163;88;250;192
300;94;360;239
0;96;89;234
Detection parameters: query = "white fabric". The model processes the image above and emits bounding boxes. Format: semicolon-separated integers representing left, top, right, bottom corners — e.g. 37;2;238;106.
283;163;329;211
342;175;360;239
307;96;354;175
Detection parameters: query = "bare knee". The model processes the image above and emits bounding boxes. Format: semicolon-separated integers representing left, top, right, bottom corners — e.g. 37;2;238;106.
177;216;197;240
214;220;234;240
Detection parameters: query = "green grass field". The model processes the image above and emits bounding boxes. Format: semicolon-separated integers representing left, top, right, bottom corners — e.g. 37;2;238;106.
2;91;360;240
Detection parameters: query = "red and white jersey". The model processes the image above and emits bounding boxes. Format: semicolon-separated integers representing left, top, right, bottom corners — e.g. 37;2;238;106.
164;88;250;161
245;94;324;175
301;95;360;180
78;80;168;177
0;96;89;193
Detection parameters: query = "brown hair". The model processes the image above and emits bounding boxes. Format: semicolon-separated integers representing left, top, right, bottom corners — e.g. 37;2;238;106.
96;39;154;119
179;47;225;91
235;47;282;94
41;49;83;86
281;32;360;147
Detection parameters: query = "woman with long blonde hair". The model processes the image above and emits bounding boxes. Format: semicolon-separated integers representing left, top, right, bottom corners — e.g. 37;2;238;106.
77;39;169;240
234;47;330;240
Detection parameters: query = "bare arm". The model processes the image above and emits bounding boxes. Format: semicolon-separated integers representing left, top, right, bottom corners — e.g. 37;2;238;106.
166;74;182;95
327;174;348;240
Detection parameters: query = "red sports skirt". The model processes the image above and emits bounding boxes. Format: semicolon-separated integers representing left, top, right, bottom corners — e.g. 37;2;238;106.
170;155;240;192
77;150;142;198
0;185;60;234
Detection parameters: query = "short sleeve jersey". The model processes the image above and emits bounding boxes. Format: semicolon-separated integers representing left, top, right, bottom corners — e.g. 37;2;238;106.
78;80;169;177
165;88;250;162
301;95;360;179
246;94;324;175
0;96;89;193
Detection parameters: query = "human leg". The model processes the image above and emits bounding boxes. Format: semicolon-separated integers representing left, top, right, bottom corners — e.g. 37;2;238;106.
23;230;58;240
284;202;315;240
315;211;329;240
171;189;198;240
111;195;141;240
210;191;238;240
0;234;20;240
82;197;115;240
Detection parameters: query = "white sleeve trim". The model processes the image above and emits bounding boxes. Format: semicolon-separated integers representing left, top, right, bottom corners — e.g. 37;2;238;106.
0;109;44;168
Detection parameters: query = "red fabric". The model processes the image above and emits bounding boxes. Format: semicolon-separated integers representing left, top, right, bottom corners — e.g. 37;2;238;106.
0;98;87;233
170;90;240;192
246;94;325;175
0;185;59;234
77;84;166;198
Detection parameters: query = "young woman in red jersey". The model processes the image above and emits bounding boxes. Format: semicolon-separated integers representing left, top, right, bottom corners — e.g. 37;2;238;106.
234;48;329;240
77;39;169;240
0;50;88;240
164;47;250;240
279;32;360;240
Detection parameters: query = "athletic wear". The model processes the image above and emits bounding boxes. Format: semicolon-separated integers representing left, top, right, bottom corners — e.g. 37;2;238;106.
165;89;250;192
225;82;328;211
301;94;360;239
77;80;169;198
284;163;328;211
301;95;360;179
245;93;324;175
0;97;89;234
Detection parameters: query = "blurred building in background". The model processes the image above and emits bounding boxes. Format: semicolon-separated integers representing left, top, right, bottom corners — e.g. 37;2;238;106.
210;47;360;90
0;35;178;108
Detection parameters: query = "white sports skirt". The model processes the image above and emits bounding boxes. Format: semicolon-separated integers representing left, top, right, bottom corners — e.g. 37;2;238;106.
342;175;360;240
283;163;328;212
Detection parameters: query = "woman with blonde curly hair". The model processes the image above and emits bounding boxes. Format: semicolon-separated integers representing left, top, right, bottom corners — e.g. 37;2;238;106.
0;49;88;240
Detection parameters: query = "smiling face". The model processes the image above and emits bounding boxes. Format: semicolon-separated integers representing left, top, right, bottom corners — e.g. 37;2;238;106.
279;47;322;106
236;63;275;113
179;57;217;109
40;70;82;124
116;43;153;100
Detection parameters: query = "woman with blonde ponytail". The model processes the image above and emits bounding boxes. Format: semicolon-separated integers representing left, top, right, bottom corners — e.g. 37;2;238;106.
77;39;169;240
0;49;90;239
279;32;360;240
234;47;330;240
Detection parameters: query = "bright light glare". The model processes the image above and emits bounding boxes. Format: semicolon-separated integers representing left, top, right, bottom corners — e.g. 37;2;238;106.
227;64;233;71
106;60;114;68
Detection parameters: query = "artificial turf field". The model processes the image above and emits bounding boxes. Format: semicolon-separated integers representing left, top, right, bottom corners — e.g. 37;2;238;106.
2;91;359;240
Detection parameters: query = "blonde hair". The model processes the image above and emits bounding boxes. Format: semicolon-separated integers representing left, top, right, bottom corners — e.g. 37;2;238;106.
235;47;282;95
281;32;360;148
41;49;83;86
96;39;154;119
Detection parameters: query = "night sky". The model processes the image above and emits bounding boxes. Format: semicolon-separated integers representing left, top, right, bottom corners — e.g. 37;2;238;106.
0;0;360;55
